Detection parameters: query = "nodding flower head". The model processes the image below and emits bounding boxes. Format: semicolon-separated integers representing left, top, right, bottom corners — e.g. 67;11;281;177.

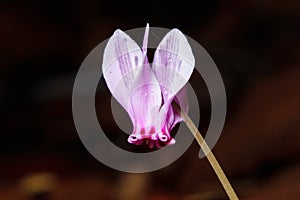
102;24;195;148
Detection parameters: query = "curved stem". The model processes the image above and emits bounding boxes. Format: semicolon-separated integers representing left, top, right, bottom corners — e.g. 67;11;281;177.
172;102;239;200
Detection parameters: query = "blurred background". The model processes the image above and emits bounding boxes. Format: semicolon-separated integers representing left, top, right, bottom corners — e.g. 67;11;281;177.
0;0;300;199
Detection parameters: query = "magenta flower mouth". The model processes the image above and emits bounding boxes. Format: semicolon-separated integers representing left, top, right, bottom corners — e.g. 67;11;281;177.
127;126;175;149
102;24;195;148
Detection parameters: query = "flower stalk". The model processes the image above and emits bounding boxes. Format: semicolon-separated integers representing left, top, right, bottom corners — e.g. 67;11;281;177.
172;102;239;200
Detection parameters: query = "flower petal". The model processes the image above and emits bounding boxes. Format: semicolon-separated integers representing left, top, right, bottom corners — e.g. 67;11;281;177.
152;29;195;104
170;84;189;128
102;29;144;120
142;23;149;55
128;59;165;142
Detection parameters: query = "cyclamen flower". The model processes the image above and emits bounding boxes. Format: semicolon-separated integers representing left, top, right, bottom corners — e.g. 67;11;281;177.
102;24;195;148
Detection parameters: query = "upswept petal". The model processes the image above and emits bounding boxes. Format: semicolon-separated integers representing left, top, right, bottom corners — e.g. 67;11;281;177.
102;29;144;120
152;29;195;105
142;23;149;55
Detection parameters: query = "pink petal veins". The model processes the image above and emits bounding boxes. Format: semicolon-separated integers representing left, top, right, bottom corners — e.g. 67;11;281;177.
152;29;194;130
152;29;195;104
102;29;144;121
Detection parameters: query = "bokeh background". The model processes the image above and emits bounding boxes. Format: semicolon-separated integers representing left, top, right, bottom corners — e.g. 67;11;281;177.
1;0;300;199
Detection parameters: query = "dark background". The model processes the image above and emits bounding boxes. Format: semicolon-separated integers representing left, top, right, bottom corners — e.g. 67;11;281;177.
0;0;300;199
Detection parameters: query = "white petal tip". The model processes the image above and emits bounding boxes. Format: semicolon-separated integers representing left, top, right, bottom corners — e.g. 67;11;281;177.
168;138;176;145
142;24;150;52
113;29;124;36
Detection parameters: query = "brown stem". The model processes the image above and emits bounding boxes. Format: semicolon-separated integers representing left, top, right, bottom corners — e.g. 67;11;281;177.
172;102;239;200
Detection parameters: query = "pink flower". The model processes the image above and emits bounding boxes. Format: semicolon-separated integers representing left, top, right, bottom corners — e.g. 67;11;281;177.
102;24;195;148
